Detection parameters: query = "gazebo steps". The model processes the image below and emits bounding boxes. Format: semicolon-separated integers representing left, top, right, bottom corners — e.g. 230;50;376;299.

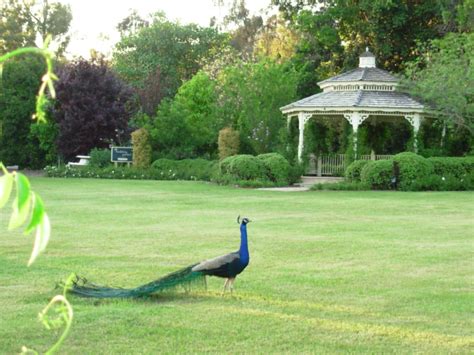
297;176;344;187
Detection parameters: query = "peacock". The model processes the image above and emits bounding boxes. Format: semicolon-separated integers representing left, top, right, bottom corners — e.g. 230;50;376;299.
68;216;251;298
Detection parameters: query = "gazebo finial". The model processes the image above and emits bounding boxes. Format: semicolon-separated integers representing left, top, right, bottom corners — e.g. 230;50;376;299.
359;47;376;68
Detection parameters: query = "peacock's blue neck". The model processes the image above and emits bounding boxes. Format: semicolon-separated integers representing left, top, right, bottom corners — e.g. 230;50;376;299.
239;224;249;263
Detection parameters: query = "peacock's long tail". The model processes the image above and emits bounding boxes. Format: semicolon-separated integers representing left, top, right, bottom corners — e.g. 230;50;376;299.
69;264;205;298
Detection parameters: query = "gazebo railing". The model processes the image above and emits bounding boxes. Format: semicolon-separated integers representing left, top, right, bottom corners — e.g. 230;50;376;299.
307;154;346;176
307;153;394;176
360;154;394;161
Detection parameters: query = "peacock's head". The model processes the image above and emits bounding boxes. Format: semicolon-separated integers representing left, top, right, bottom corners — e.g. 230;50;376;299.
237;215;251;225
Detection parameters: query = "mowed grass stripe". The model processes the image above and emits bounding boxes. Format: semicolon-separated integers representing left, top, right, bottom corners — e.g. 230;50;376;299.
222;306;474;350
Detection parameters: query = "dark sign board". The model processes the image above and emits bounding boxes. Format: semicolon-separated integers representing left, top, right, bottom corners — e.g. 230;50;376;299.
111;147;133;163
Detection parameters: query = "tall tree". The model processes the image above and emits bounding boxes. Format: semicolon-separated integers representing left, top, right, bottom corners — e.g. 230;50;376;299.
0;0;72;55
403;32;474;134
0;0;35;53
113;13;227;114
218;59;299;154
53;59;134;160
146;71;220;159
0;55;47;167
273;0;448;72
222;0;264;59
254;14;300;62
116;9;149;38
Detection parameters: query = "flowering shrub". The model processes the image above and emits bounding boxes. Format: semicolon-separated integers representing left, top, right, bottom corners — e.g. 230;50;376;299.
151;159;218;181
45;159;218;182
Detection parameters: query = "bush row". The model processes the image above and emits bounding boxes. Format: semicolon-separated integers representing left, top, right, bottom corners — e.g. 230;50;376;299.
343;153;474;191
45;153;302;188
45;159;218;181
45;165;182;181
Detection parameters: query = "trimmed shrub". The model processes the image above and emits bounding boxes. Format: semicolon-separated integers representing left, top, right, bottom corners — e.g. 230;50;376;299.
345;160;370;182
220;154;266;180
213;174;281;188
218;153;300;187
218;127;240;160
393;152;434;191
361;160;394;190
219;155;234;176
257;153;290;183
89;148;111;168
131;128;152;168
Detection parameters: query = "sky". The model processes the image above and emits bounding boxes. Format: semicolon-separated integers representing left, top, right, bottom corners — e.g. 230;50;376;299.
57;0;273;58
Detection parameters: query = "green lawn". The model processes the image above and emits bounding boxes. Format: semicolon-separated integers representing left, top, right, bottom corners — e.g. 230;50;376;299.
1;178;473;353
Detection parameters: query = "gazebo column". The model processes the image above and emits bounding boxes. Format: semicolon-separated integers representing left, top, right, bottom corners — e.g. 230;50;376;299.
404;114;422;153
297;113;311;163
344;112;369;158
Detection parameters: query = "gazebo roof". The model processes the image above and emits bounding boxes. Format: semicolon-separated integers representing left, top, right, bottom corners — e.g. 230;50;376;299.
281;49;424;115
281;90;424;113
317;67;398;85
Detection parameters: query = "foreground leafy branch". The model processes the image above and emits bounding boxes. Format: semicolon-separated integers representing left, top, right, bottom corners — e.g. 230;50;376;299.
0;165;51;265
0;36;57;123
21;275;75;355
0;37;56;264
1;39;73;354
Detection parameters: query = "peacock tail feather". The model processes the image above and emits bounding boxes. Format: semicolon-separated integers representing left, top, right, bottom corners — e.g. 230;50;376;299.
68;264;205;298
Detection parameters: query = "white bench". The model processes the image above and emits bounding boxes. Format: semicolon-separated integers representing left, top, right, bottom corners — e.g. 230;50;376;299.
67;155;90;167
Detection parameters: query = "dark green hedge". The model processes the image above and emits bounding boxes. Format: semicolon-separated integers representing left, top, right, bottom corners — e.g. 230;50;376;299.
257;153;291;183
360;160;394;190
341;153;474;191
220;154;266;180
427;156;474;179
393;152;434;191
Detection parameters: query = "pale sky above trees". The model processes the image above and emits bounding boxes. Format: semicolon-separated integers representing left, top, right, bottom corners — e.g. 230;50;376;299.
57;0;271;58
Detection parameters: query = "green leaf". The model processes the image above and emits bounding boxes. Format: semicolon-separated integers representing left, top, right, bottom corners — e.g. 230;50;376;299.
0;173;14;208
25;192;45;235
16;173;31;212
28;213;51;266
8;197;31;230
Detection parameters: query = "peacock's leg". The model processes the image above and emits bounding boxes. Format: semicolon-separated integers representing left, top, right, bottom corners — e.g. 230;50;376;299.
222;278;230;296
229;278;236;295
204;276;208;291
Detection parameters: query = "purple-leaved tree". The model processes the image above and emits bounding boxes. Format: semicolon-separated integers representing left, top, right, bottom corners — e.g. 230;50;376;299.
53;58;134;160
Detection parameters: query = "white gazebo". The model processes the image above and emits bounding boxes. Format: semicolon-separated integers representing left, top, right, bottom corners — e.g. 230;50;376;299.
280;49;425;162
